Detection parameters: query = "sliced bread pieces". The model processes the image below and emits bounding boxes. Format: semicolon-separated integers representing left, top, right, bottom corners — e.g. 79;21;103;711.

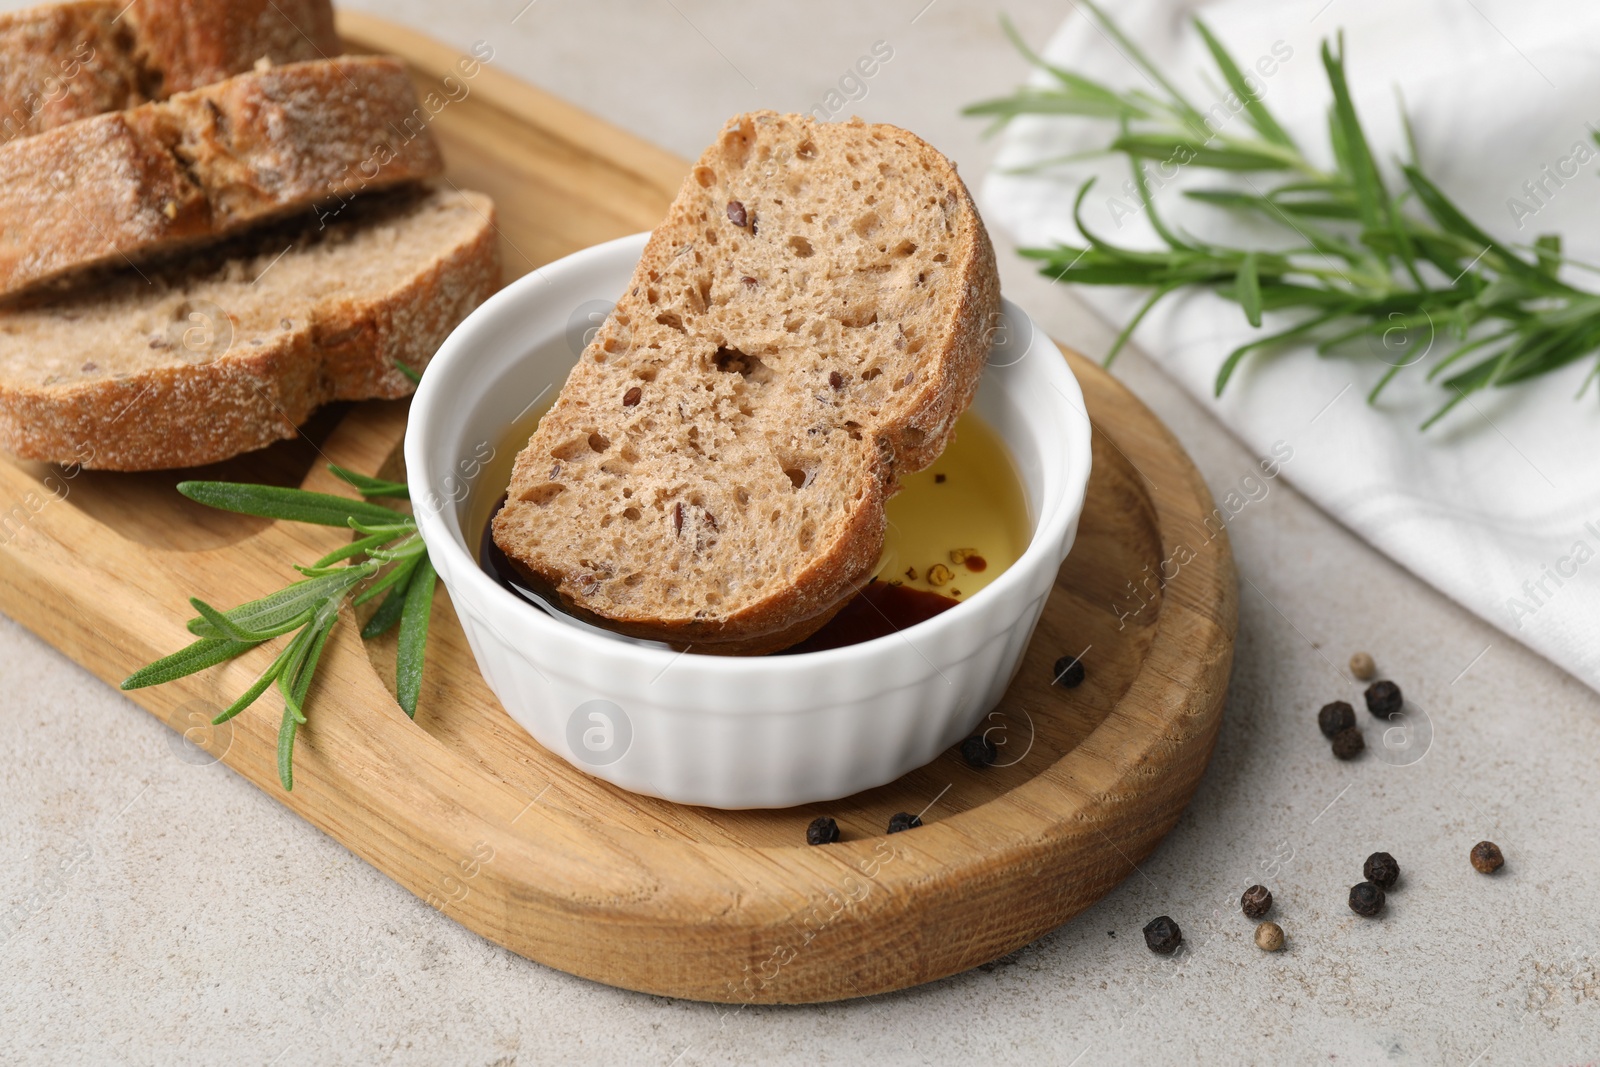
0;186;500;470
117;0;339;95
0;56;443;300
0;0;338;143
492;112;1000;654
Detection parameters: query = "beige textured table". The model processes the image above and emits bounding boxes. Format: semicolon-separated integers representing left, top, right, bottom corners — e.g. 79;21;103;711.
2;2;1597;1063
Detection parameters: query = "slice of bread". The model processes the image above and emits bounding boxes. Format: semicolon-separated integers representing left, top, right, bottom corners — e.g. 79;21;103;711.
0;186;500;470
493;112;1000;655
119;0;339;96
0;0;338;144
0;56;443;300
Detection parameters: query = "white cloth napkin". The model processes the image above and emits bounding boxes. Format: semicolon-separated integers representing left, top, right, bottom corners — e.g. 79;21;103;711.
982;0;1600;692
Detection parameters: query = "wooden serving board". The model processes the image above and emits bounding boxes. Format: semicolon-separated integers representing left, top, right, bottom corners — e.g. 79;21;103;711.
0;13;1237;1003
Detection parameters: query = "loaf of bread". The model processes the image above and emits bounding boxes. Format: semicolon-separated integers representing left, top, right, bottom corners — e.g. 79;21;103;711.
493;112;999;654
0;57;443;300
0;0;338;143
0;186;500;470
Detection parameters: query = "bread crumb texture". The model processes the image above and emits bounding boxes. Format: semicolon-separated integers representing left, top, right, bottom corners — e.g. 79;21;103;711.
0;186;500;470
494;112;1000;654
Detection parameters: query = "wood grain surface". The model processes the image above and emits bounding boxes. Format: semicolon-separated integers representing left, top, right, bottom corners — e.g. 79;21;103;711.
0;11;1237;1003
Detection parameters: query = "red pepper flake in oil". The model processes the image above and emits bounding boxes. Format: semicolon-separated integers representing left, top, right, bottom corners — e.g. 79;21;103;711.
950;548;987;573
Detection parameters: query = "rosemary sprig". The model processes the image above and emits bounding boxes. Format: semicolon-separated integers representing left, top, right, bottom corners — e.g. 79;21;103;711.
967;3;1600;428
122;464;437;789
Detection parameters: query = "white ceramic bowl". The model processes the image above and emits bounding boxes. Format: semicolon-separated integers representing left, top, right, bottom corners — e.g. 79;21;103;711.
406;233;1092;808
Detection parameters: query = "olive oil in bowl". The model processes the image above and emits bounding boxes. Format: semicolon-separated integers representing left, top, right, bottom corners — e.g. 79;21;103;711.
877;411;1030;602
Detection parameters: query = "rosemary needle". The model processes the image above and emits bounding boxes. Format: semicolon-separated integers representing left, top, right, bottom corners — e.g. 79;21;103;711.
124;465;438;790
966;3;1600;428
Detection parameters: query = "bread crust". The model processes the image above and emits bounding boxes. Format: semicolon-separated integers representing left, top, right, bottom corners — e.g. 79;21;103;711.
0;0;338;143
0;57;443;300
0;188;501;470
494;112;1000;654
122;0;339;96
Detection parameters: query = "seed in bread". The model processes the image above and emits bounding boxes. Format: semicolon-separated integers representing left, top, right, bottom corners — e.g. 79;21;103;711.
0;0;339;143
0;57;444;300
0;186;500;470
493;112;1000;654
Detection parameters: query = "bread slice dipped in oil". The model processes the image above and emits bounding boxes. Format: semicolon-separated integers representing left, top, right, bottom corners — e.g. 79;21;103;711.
493;111;1000;654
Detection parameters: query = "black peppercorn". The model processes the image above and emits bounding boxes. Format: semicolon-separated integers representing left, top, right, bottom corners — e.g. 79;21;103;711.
1365;680;1403;718
1331;727;1365;760
1470;840;1505;874
960;734;997;768
1363;851;1400;889
1052;655;1085;688
1240;884;1272;919
1318;701;1356;738
887;812;922;834
1142;915;1182;955
805;816;839;846
1348;881;1385;917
